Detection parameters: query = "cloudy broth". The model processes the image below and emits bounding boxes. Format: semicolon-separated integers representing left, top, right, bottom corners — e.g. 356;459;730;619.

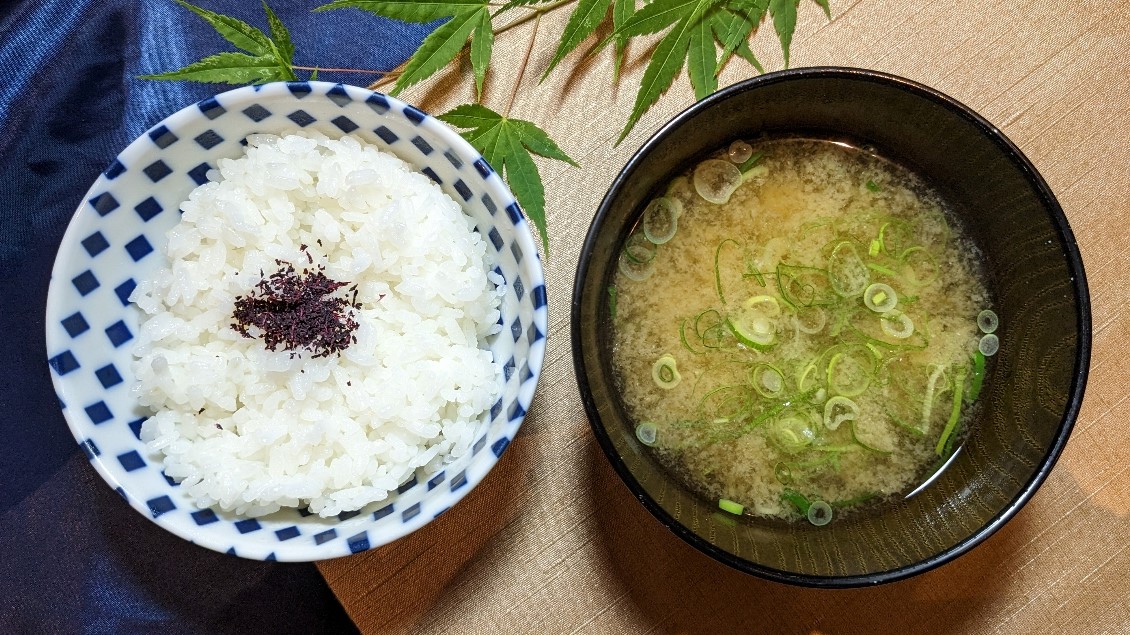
610;138;993;524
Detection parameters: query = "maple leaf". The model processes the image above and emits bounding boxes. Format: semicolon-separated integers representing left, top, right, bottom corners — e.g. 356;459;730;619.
439;104;579;255
141;1;298;84
315;0;494;98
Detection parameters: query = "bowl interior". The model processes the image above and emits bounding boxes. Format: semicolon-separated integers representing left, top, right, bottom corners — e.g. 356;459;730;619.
573;68;1089;585
46;82;548;561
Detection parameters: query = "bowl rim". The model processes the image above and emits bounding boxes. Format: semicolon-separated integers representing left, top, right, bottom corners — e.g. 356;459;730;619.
45;80;548;561
571;66;1092;587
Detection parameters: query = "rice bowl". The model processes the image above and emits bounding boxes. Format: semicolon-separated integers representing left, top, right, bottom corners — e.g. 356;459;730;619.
45;82;547;560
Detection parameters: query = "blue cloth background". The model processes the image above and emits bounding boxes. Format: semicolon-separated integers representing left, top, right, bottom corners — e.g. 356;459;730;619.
0;1;433;631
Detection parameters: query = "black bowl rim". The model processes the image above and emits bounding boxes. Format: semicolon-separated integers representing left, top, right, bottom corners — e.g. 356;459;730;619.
571;66;1092;588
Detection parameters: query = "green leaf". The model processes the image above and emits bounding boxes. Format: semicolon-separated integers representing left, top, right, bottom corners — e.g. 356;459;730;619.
812;0;831;19
393;7;485;95
768;0;797;67
174;0;273;56
617;13;697;144
686;14;717;100
439;105;578;254
436;103;501;128
144;2;297;85
542;0;612;81
513;121;580;166
616;0;704;37
140;52;293;85
712;5;765;73
497;0;561;11
470;9;494;97
313;0;483;23
612;0;634;81
262;1;294;63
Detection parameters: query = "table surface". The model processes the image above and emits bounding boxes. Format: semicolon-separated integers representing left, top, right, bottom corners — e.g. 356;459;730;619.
317;1;1130;633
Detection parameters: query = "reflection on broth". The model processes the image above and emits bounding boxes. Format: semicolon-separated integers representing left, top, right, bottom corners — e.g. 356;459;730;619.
610;139;997;525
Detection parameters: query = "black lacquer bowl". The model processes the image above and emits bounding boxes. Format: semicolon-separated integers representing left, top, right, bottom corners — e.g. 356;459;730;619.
571;68;1090;586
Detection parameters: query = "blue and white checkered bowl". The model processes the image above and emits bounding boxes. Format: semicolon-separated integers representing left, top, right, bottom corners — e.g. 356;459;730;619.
45;82;547;561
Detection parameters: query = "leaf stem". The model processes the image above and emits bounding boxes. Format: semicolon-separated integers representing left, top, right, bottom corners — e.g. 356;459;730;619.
493;0;574;37
505;12;541;117
292;65;387;75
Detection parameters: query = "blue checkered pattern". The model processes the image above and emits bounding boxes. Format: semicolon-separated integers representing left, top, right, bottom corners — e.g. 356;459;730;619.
44;81;547;562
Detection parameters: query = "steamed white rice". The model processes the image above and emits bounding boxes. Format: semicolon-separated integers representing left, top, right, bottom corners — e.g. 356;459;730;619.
130;131;504;518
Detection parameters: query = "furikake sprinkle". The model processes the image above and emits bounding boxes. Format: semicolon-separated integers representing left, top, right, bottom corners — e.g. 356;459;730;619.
232;259;361;358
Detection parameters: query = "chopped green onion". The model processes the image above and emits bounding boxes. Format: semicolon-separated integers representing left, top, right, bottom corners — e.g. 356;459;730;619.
868;238;881;256
774;462;793;485
824;395;859;431
880;310;915;339
806;500;833;526
780;489;811;514
826;347;873;397
863;283;898;313
978;333;999;356
719;498;745;515
642;197;679;244
977;309;999;334
652;354;682;389
865;180;881;192
635;422;658;446
936;367;967;455
694;159;743;204
728;140;753;163
921;364;947;430
769;411;818;453
793;306;827;334
714;239;741;304
967;350;986;401
828;241;870;297
752;363;786;398
738;150;764;174
866;262;900;278
623;232;656;264
618;252;654;281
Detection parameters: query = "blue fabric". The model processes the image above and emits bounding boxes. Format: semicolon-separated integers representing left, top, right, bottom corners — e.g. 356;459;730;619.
0;1;433;631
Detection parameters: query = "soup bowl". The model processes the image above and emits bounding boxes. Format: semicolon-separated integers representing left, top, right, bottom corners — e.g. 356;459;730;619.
571;68;1090;586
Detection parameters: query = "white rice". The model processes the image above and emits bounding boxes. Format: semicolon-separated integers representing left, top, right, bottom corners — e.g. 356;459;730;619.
130;131;504;518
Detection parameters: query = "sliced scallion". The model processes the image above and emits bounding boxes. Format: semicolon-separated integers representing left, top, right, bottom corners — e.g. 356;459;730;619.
824;395;859;431
718;498;744;515
780;489;811;515
826;347;873;397
728;140;753;164
806;500;833;526
623;232;656;264
863;283;898;313
828;241;870;297
774;462;793;485
936;367;967;456
978;333;999;356
652;354;681;389
693;159;743;204
618;252;654;281
967;350;986;401
608;285;617;320
752;363;785;398
880;310;915;339
794;306;827;334
977;309;999;334
636;422;658;446
642;197;679;244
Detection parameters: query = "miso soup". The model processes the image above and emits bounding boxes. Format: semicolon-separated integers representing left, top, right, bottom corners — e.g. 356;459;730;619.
610;138;997;525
